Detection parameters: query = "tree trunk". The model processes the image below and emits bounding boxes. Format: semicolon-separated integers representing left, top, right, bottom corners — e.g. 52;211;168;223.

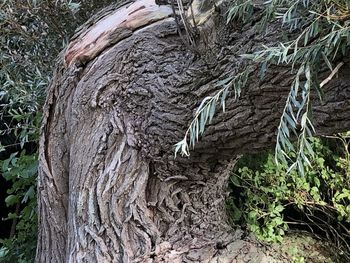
36;0;350;262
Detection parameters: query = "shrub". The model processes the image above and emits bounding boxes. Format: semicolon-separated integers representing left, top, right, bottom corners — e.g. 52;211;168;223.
229;133;350;258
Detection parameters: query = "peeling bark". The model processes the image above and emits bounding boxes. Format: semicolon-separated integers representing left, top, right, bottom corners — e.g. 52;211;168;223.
64;0;173;67
36;0;350;262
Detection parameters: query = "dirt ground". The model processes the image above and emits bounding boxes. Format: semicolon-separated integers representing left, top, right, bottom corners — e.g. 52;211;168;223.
213;230;343;263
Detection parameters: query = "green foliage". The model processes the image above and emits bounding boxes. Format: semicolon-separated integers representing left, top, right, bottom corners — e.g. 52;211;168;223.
0;0;80;153
273;63;316;176
229;133;350;256
226;0;253;24
0;152;38;263
230;158;289;243
0;0;118;151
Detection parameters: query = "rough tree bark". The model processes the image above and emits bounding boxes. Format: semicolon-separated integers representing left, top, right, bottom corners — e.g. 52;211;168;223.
36;0;350;262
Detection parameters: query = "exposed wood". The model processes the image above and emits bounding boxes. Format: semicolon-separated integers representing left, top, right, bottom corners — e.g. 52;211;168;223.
64;0;173;67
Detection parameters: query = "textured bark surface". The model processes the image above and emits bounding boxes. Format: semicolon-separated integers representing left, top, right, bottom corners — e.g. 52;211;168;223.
36;0;350;262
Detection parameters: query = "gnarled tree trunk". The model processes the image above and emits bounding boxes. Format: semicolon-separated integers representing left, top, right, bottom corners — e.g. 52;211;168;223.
36;0;350;262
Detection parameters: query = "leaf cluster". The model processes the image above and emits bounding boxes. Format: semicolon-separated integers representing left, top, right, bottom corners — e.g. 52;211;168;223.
0;152;38;263
229;134;350;259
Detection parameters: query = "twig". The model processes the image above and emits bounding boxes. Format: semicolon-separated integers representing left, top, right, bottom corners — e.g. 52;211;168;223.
170;0;195;52
320;62;344;88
